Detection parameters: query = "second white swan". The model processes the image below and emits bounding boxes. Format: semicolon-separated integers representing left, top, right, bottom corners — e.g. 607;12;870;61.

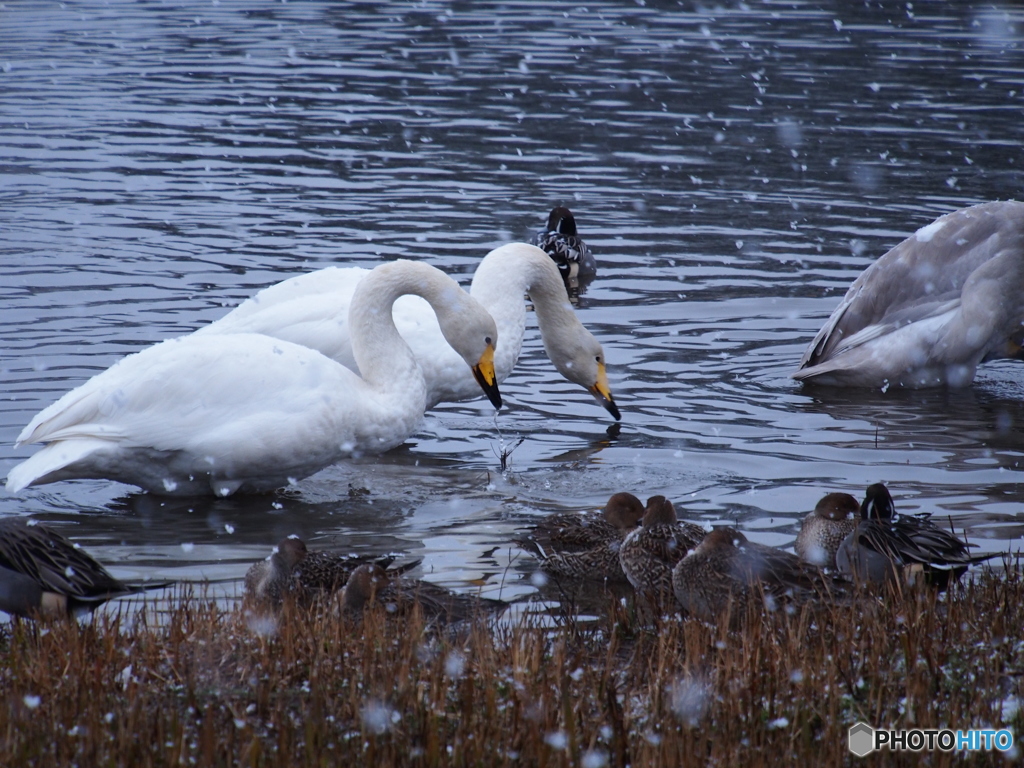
195;242;620;419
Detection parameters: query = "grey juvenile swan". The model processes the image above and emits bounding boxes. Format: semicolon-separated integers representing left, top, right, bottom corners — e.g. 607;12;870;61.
793;200;1024;388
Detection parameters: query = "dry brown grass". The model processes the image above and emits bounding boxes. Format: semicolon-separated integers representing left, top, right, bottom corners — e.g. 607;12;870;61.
2;561;1023;767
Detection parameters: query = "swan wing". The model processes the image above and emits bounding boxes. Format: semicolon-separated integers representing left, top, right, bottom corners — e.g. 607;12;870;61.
796;201;1024;385
10;334;425;494
196;267;367;370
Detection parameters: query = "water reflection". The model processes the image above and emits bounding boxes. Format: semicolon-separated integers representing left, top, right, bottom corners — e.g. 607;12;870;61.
1;0;1023;613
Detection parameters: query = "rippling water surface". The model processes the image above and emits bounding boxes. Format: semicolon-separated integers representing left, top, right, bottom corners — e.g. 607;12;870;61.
3;1;1024;610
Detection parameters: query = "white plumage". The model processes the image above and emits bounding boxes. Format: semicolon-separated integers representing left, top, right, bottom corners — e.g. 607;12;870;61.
7;260;501;497
196;242;619;417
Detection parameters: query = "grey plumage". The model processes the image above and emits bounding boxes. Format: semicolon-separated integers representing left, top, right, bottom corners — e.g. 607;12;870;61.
794;201;1024;388
0;517;171;618
837;483;993;588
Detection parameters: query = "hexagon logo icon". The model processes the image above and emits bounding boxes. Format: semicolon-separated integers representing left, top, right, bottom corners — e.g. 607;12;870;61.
848;722;875;757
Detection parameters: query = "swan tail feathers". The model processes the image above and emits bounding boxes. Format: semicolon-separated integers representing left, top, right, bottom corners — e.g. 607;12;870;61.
6;439;111;492
15;383;107;446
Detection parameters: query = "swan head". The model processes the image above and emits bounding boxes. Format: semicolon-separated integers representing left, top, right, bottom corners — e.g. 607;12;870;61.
470;341;502;410
545;328;620;421
434;290;503;410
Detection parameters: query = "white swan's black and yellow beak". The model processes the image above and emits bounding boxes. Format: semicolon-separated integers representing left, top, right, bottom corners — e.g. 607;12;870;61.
588;362;620;421
471;345;502;409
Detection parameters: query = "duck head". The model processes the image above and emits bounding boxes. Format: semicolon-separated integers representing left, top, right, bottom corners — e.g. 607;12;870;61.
861;483;896;521
602;492;644;529
641;495;677;527
815;492;860;521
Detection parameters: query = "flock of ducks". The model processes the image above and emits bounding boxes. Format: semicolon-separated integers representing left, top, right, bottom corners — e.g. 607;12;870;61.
2;200;1024;619
522;483;995;623
0;480;995;623
242;536;504;622
0;516;509;623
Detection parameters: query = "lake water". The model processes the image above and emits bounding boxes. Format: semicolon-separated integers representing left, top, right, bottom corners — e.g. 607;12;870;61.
2;0;1024;610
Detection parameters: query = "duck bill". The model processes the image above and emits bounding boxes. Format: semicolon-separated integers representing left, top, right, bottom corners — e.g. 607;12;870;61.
471;345;502;410
588;363;621;421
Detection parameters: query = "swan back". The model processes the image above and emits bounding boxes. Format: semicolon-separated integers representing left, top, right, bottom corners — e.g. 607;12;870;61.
794;200;1024;387
194;266;366;369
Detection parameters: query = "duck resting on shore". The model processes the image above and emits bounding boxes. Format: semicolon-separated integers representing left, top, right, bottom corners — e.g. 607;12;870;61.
673;528;841;623
517;492;645;583
243;536;415;607
836;483;994;588
0;517;171;618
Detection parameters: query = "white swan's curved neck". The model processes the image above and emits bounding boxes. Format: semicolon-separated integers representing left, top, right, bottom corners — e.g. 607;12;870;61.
469;244;577;375
350;260;473;386
473;242;573;314
485;245;578;351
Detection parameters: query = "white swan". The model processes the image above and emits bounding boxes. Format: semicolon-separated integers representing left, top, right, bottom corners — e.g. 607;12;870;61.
793;200;1024;388
6;261;501;497
194;242;620;419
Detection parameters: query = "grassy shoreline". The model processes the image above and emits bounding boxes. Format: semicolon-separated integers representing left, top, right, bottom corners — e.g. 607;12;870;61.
2;563;1023;766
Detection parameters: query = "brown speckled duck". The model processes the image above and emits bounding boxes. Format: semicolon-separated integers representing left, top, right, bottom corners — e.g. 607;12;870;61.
672;528;839;623
244;536;410;606
244;536;309;605
795;492;860;567
618;496;706;605
339;563;507;624
519;492;645;582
